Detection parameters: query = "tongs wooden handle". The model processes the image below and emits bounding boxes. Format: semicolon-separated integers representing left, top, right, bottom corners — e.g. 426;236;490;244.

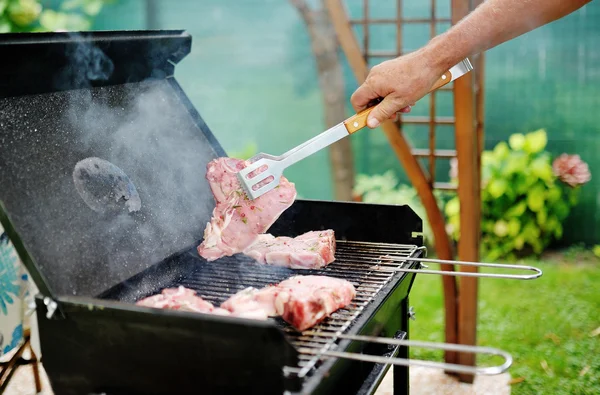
343;69;455;134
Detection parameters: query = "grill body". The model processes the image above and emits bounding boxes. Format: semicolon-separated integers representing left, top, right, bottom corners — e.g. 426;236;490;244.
33;200;424;395
0;31;425;395
35;296;296;395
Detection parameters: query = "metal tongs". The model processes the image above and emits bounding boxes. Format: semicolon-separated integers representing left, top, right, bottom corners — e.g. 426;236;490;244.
238;58;474;200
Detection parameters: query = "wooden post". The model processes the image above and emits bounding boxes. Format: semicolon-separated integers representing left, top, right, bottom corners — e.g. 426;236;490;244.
451;0;481;383
474;2;486;239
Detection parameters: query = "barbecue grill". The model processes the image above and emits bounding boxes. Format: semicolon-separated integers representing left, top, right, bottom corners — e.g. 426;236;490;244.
0;31;542;395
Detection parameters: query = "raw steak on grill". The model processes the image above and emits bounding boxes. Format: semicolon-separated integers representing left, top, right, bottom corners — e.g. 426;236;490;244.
136;286;215;313
242;230;336;269
220;275;356;331
135;286;269;320
197;157;297;261
274;276;356;331
220;286;279;318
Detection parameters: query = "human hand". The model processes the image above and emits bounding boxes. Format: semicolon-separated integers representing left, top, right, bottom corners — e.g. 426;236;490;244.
350;49;445;128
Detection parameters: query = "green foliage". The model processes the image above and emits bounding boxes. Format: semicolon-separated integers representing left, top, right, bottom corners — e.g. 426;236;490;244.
353;170;447;248
594;245;600;259
0;0;111;33
445;129;582;261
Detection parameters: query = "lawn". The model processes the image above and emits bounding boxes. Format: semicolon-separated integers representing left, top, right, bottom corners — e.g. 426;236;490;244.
407;250;600;394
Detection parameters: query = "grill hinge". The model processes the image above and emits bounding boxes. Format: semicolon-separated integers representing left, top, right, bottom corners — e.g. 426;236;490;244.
42;296;62;319
408;306;416;321
411;231;424;239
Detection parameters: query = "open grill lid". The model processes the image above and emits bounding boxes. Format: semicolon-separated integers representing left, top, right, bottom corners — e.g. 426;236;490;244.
0;31;228;300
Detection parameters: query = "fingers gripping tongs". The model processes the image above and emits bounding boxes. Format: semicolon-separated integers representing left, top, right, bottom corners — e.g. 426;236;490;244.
238;58;473;200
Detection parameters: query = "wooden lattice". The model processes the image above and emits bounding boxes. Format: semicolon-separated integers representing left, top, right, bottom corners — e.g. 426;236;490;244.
348;0;466;191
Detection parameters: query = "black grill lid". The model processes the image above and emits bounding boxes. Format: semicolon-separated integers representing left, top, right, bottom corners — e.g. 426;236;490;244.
0;31;228;299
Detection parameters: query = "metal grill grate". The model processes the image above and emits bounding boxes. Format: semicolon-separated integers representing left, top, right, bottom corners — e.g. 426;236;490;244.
174;240;419;380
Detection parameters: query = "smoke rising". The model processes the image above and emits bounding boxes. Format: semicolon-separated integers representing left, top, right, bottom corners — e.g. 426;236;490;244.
0;34;221;298
54;32;115;91
62;85;219;297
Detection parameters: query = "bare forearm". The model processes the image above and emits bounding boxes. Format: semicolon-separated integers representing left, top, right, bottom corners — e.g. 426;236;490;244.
350;0;592;127
425;0;591;72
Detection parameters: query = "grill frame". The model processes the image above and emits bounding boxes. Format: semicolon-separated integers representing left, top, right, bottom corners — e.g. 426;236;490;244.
1;197;427;395
98;239;423;393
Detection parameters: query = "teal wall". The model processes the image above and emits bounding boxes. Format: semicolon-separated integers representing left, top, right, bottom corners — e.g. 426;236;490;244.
91;0;600;245
93;0;334;200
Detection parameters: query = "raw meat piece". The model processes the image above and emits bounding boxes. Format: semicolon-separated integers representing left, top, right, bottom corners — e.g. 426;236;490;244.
243;230;336;269
274;276;356;331
230;309;271;320
212;307;235;316
135;286;270;320
197;157;297;261
220;275;356;331
213;307;269;320
136;286;215;313
220;286;280;318
137;275;355;331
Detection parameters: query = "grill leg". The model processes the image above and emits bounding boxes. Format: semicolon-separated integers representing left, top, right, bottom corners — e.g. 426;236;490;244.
394;297;410;395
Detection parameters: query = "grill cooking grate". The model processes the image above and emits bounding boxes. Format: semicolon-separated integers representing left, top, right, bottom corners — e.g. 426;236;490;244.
173;240;419;380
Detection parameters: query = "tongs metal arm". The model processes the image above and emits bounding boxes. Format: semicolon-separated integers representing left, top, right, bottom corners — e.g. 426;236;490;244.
386;247;543;280
299;331;512;376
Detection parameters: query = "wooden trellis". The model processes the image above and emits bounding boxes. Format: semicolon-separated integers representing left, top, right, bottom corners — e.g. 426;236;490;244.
325;0;484;382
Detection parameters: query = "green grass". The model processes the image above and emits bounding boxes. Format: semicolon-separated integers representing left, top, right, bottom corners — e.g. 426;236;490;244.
407;252;600;394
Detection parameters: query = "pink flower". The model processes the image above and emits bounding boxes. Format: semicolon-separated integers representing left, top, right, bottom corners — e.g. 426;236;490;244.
552;154;591;187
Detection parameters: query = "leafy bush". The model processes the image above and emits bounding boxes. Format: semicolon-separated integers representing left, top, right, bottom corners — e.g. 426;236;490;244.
353;171;446;248
0;0;109;33
445;129;590;261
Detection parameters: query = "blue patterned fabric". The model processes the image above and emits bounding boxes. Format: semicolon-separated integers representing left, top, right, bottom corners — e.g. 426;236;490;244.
0;225;32;357
0;232;20;315
3;324;23;355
